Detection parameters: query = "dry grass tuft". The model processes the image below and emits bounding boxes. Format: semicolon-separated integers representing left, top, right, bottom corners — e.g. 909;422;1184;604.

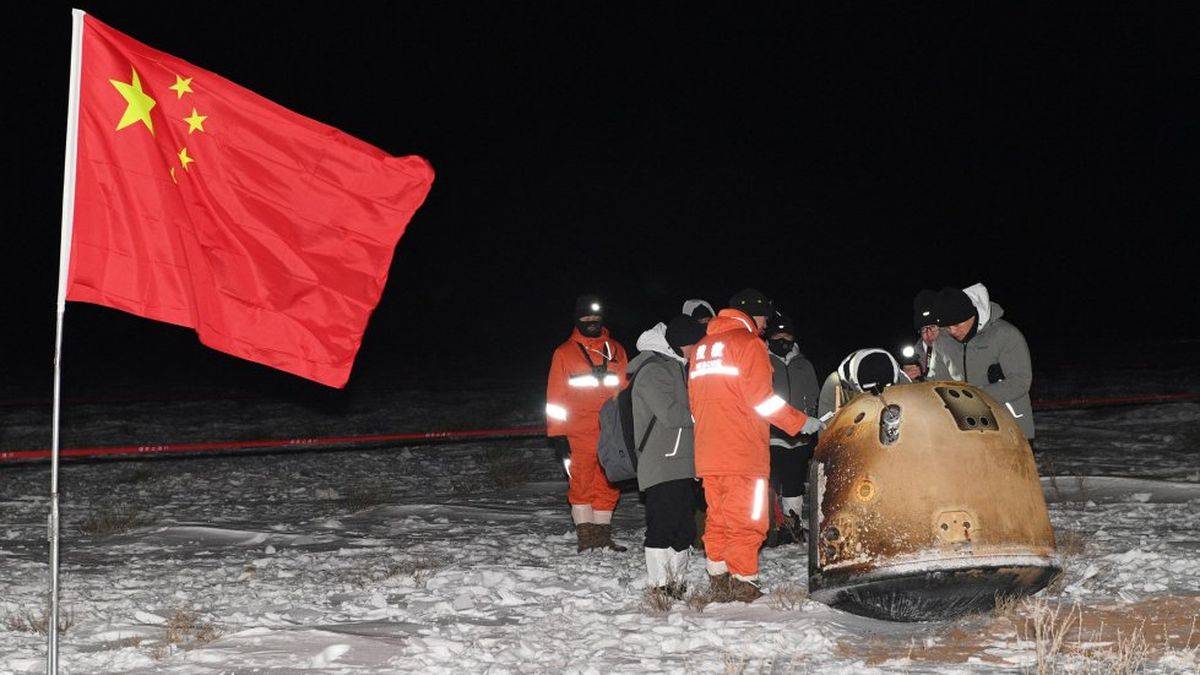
353;558;440;589
80;507;153;536
766;582;808;611
484;446;529;489
1015;596;1152;674
993;592;1024;619
450;447;529;493
1019;596;1081;674
639;565;688;615
685;588;714;614
842;595;1197;669
165;610;197;644
641;586;675;615
722;652;748;675
1078;623;1149;675
113;635;143;649
150;608;222;658
1041;566;1070;593
1056;530;1088;557
149;644;171;661
4;607;76;636
341;486;392;512
1043;529;1090;596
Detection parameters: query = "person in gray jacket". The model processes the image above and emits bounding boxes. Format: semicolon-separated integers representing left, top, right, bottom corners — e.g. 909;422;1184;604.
629;314;707;596
930;283;1035;439
765;313;820;539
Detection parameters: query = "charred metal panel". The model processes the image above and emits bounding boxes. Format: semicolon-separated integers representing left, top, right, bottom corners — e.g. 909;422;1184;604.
935;386;1001;432
807;381;1058;621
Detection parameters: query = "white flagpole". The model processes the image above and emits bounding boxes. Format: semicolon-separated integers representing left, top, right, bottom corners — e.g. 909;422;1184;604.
50;9;85;674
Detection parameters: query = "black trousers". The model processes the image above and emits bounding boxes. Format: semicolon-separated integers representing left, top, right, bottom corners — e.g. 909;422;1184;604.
770;442;814;498
644;478;697;552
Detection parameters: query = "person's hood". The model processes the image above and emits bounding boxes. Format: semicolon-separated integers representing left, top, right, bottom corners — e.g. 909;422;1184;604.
836;348;904;392
707;308;757;336
961;283;1005;331
682;298;715;319
633;322;685;364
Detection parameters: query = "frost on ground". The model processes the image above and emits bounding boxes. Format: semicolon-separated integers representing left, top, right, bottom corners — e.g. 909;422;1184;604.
0;383;1198;672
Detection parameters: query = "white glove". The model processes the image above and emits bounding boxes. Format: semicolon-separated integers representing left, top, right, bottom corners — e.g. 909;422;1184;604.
800;416;825;435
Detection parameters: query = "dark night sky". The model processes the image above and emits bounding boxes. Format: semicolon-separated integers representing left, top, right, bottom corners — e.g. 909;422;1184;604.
2;2;1196;401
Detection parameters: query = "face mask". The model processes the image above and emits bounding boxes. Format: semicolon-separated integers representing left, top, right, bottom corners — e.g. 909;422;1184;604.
768;338;792;357
576;319;603;338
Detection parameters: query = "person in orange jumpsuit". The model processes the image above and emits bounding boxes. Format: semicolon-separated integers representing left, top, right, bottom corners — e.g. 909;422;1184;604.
688;289;824;601
546;294;629;552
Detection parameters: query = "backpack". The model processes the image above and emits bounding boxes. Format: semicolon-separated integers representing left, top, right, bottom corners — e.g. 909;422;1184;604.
597;364;656;483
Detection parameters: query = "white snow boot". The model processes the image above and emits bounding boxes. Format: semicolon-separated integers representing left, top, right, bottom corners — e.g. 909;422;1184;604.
645;547;672;588
645;547;689;598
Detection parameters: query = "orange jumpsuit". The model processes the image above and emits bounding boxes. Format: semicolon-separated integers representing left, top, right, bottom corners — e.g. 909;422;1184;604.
688;309;808;579
546;328;628;512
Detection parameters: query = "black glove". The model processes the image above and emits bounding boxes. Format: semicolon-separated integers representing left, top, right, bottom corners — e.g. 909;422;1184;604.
547;436;571;476
987;363;1006;384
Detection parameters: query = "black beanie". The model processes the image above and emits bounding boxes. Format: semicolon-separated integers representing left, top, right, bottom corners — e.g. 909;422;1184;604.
912;289;938;330
665;314;706;349
728;288;773;318
934;287;975;327
767;312;795;337
856;352;896;394
574;294;604;320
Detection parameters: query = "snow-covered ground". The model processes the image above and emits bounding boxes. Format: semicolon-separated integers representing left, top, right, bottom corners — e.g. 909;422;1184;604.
1;378;1198;673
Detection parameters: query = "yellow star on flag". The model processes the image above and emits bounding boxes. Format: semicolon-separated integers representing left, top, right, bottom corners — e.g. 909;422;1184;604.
110;67;157;135
168;75;193;99
184;108;207;134
178;147;195;171
170;167;177;184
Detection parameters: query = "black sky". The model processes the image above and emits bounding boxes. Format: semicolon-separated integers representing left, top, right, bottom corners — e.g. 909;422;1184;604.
2;2;1196;399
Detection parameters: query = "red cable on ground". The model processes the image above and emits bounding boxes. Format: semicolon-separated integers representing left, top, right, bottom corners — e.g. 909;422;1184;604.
2;391;1197;464
0;425;545;463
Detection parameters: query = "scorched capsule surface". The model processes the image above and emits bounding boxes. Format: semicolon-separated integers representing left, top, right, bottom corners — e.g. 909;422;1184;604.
807;381;1059;621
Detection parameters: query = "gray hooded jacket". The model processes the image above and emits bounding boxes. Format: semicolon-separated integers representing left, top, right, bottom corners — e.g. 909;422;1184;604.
628;324;696;492
769;344;820;448
928;284;1035;438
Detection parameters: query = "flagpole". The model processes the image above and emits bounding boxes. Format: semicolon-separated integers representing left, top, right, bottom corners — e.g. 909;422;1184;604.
49;9;85;674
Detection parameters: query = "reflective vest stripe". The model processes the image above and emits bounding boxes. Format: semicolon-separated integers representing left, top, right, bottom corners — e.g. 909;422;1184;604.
754;394;786;417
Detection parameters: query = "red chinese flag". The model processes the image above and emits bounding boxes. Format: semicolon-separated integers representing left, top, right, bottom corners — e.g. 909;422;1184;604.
68;15;434;387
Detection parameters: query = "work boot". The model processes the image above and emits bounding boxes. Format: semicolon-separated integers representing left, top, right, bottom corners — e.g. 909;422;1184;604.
576;523;598;552
728;577;764;603
707;573;732;601
592;524;627;552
